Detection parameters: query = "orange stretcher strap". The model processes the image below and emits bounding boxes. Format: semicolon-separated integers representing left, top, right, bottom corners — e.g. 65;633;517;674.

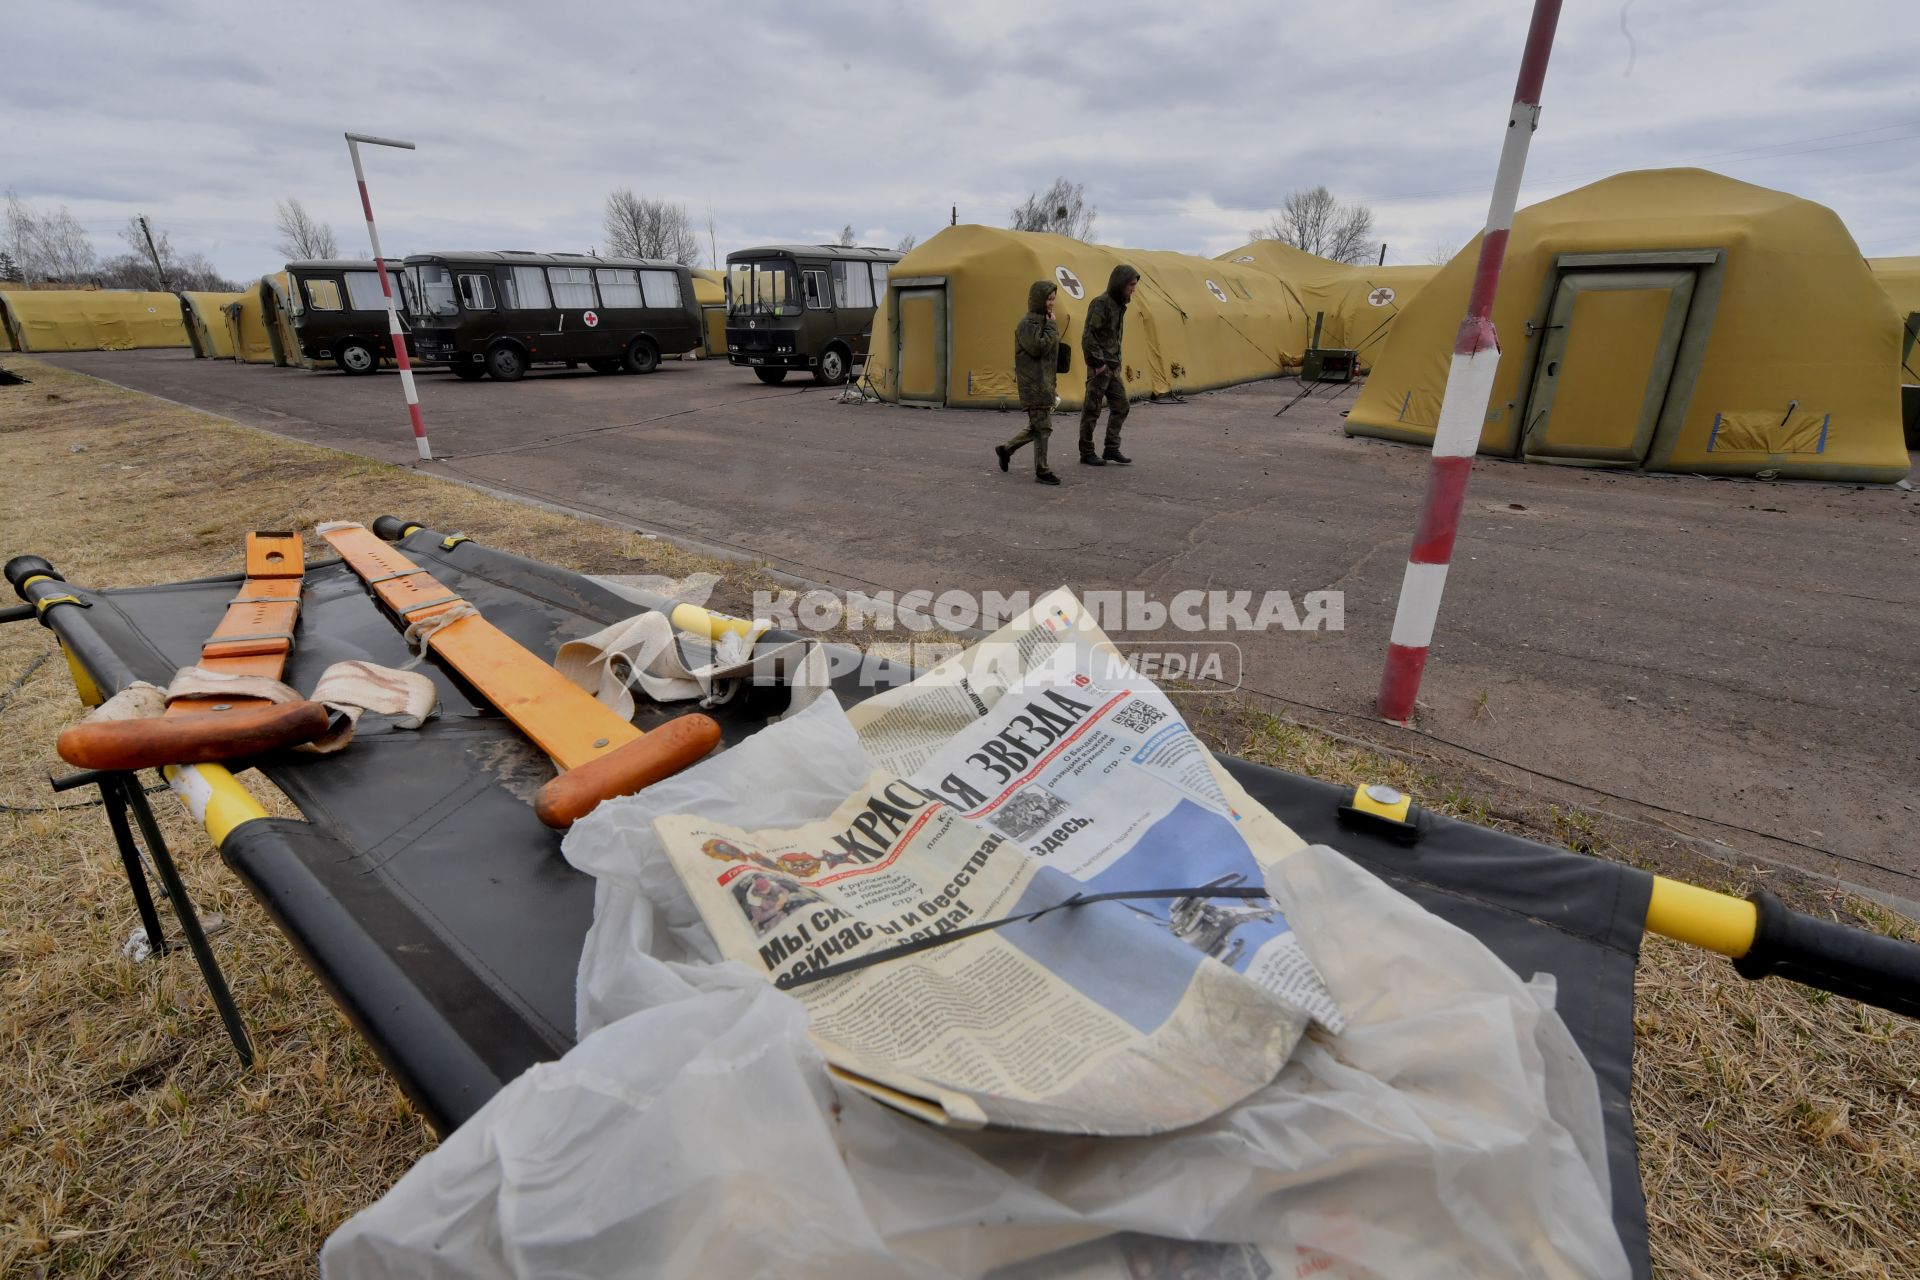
320;524;645;770
170;531;306;715
320;524;722;827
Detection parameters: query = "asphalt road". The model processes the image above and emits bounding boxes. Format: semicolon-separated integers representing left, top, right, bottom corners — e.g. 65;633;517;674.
37;350;1920;902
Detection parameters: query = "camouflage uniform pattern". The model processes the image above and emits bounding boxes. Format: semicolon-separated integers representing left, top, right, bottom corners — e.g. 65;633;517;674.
1080;264;1139;455
1003;280;1060;473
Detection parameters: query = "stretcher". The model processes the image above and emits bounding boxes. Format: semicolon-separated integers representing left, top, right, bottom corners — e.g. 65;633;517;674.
7;520;1917;1279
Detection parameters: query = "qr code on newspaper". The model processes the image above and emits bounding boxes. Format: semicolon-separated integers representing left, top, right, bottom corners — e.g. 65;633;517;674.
1111;698;1167;735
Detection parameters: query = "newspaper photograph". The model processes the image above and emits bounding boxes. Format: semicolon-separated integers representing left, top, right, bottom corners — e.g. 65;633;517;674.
654;588;1342;1135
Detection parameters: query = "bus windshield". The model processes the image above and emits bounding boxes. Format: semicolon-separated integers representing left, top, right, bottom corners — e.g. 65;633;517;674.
727;260;796;317
405;263;460;319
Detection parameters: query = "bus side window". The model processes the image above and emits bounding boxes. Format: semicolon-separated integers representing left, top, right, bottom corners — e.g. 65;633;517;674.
869;260;890;300
830;261;873;310
547;267;596;308
304;278;343;311
595;268;641;308
344;270;392;312
502;265;552;310
803;270;829;310
459;274;496;310
639;270;681;309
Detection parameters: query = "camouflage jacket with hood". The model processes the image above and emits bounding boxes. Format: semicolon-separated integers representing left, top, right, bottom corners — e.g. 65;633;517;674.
1081;264;1139;368
1013;279;1060;407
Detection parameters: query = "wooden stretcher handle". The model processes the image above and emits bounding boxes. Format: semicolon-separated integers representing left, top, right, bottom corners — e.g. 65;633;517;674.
57;701;332;771
534;713;723;829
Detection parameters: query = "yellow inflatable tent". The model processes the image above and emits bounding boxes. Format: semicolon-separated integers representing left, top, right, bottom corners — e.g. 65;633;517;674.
223;285;279;364
1346;169;1910;483
865;226;1310;409
179;290;246;359
1213;242;1438;371
1872;257;1919;373
259;272;308;367
691;269;727;357
0;295;13;351
0;288;190;352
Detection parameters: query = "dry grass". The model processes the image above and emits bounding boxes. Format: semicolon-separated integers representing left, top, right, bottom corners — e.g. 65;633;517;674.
2;355;1916;1276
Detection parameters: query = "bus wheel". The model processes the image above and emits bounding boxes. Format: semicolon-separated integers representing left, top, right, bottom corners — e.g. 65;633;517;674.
451;362;487;381
486;344;527;382
752;368;788;385
623;338;660;375
814;345;849;386
587;357;624;374
336;341;377;375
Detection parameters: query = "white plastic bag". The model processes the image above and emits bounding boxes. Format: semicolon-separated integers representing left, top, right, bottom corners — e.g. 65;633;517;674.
324;700;1629;1279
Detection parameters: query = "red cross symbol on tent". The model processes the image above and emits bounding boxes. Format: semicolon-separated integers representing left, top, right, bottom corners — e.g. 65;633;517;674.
1055;266;1085;299
1367;287;1396;307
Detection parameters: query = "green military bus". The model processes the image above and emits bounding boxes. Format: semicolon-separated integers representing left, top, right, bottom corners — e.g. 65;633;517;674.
401;250;701;381
724;244;901;385
285;259;411;375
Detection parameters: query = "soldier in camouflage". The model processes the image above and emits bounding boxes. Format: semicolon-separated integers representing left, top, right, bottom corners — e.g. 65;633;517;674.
996;279;1063;485
1079;264;1139;466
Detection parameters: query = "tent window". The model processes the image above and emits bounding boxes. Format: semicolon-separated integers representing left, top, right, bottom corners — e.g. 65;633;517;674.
803;270;829;310
831;260;873;310
303;278;343;311
344;270;391;311
595;269;642;308
502;265;552;311
458;273;496;310
547;266;597;309
640;270;681;309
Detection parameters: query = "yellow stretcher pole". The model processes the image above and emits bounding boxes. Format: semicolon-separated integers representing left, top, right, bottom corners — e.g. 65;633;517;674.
1340;784;1920;1019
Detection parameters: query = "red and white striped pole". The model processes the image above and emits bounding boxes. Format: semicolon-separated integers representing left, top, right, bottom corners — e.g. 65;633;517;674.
1377;0;1563;722
344;132;431;463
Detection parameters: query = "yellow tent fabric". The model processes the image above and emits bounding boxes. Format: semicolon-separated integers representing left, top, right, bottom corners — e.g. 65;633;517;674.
865;226;1310;408
1872;257;1920;380
223;284;278;364
179;290;245;359
1211;243;1437;371
0;295;13;351
260;273;306;367
0;289;189;352
1346;169;1909;483
690;269;726;357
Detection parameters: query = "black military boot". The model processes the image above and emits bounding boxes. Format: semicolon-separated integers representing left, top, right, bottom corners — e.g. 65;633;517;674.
1035;470;1061;486
995;444;1011;472
1102;447;1132;465
1079;451;1106;466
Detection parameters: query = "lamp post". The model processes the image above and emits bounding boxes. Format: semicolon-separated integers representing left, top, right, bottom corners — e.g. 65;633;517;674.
1376;0;1563;722
344;132;431;462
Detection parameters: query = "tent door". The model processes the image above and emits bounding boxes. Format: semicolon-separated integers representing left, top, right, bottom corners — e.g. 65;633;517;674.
894;286;946;406
1521;269;1696;463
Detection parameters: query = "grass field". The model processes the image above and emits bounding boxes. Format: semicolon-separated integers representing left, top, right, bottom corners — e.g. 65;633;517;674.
1;355;1914;1277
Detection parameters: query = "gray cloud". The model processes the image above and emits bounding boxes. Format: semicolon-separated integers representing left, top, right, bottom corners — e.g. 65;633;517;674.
3;0;1914;283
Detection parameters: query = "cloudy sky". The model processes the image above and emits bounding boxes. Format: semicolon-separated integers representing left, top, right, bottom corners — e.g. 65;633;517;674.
6;0;1916;281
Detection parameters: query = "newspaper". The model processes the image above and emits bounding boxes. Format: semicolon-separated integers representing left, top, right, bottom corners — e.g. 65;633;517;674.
655;588;1342;1135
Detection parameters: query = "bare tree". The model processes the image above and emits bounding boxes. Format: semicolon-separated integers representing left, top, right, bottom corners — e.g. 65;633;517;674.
5;189;97;282
1251;186;1375;265
96;217;235;291
704;206;719;269
274;198;338;261
1422;234;1471;266
603;189;701;263
895;232;918;254
1010;178;1097;242
836;224;857;247
0;250;20;282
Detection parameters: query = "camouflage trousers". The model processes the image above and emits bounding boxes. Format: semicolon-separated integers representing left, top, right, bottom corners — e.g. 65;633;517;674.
1079;363;1129;454
1003;405;1053;473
